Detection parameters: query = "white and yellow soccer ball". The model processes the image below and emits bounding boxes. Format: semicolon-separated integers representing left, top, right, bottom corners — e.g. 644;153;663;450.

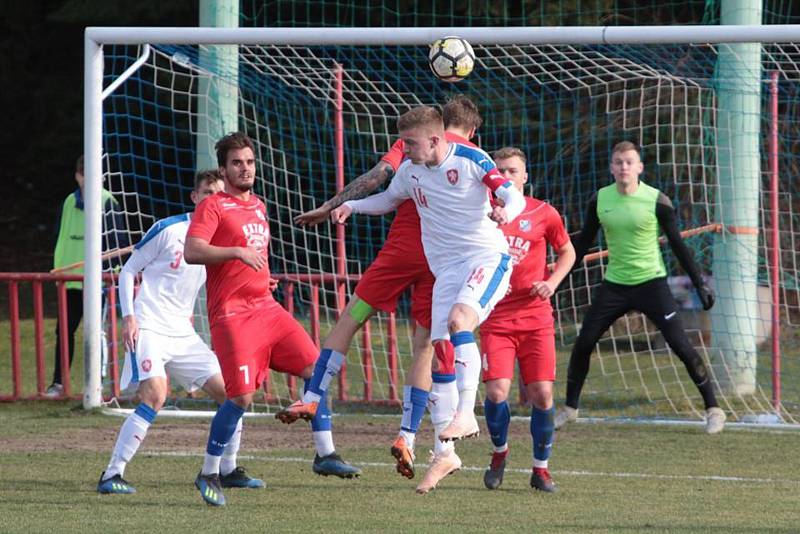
428;36;475;82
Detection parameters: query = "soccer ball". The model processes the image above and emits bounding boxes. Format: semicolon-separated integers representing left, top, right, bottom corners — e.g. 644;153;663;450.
428;36;475;82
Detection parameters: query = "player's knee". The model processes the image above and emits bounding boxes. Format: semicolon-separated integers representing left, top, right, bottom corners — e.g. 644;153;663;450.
447;305;476;334
137;379;167;411
484;381;509;404
299;363;314;380
229;393;252;409
526;382;554;410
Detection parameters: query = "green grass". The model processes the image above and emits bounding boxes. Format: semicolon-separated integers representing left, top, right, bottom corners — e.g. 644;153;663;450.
0;402;799;533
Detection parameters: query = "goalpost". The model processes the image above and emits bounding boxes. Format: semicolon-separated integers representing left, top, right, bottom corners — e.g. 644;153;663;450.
83;25;800;426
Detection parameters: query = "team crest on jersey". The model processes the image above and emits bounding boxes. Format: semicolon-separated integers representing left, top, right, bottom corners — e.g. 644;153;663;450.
519;219;531;232
141;359;152;372
242;222;269;253
446;169;459;185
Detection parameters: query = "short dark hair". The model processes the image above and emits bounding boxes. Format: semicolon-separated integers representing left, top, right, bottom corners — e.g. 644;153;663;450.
611;140;640;157
194;169;222;191
442;95;482;131
215;132;255;167
76;155;84;175
492;146;527;164
397;106;444;133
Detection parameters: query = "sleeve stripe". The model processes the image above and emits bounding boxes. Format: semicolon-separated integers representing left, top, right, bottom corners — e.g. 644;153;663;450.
135;213;190;250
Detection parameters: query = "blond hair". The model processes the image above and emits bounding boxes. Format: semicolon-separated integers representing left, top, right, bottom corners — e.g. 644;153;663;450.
397;106;444;133
492;146;527;164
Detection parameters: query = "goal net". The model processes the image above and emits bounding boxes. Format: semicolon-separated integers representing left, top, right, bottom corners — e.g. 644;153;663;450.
92;27;800;424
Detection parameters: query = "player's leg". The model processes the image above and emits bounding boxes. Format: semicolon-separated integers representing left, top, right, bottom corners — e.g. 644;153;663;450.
637;279;725;434
480;330;516;490
392;273;435;479
557;281;629;428
98;331;168;494
416;276;462;494
441;253;512;441
196;316;264;506
195;373;264;489
271;310;361;479
275;296;375;423
48;288;83;395
521;328;558;493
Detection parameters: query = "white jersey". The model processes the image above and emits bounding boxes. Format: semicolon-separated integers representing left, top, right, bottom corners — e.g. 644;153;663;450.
386;143;514;275
119;213;205;337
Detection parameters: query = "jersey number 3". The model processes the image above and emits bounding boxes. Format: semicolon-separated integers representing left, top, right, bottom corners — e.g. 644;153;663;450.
169;250;183;270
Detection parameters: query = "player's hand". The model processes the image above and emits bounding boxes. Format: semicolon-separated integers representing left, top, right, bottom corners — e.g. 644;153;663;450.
489;206;509;225
696;283;715;311
238;247;268;271
530;280;556;300
269;277;279;292
330;204;353;224
121;315;138;352
294;204;331;227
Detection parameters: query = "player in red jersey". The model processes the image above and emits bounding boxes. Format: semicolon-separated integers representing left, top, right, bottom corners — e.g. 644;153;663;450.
278;97;482;487
184;132;359;507
479;147;575;493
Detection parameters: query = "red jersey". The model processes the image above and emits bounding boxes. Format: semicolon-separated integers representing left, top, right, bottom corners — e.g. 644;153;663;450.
482;196;570;331
379;132;474;248
186;191;274;326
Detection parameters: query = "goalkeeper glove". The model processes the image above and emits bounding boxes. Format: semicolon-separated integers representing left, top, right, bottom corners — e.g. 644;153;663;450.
696;283;715;311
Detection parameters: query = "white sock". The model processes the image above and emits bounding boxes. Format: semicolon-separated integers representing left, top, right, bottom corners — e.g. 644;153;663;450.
398;429;416;451
313;430;335;457
202;454;222;476
534;459;548;469
220;418;243;476
104;412;151;479
429;381;457;456
455;341;481;415
400;385;413;430
302;350;345;404
494;443;509;454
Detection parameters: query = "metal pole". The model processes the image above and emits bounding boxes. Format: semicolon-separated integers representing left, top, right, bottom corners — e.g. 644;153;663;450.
334;63;348;401
769;71;782;412
83;34;104;409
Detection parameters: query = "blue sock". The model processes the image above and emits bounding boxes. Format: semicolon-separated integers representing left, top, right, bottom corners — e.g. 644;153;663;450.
307;381;332;432
402;387;429;433
431;372;456;384
206;400;245;456
484;399;510;448
307;348;345;398
531;405;555;462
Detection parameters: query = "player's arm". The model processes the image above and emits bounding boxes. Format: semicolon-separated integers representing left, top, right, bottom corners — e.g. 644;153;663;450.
532;240;576;300
294;161;396;226
656;193;714;310
570;193;600;269
482;166;526;224
331;170;409;223
184;237;267;272
117;232;160;351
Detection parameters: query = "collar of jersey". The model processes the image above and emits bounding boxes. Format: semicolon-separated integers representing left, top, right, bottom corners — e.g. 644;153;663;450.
425;142;456;170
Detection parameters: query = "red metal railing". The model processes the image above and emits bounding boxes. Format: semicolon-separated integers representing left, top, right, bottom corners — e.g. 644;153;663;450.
1;272;403;404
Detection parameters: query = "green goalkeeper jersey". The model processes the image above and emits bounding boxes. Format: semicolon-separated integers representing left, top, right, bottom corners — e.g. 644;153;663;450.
595;181;667;285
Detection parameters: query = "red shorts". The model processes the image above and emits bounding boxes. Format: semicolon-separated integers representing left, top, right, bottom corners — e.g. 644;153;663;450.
480;326;556;384
354;241;433;329
210;302;318;397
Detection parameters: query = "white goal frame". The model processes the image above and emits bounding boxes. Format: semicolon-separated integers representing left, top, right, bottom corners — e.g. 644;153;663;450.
83;24;800;409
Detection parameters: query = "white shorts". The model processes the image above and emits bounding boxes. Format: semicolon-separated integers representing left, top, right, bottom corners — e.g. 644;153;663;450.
120;329;221;393
430;252;512;341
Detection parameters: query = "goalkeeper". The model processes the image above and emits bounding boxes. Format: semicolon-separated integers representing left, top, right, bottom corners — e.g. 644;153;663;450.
555;141;726;434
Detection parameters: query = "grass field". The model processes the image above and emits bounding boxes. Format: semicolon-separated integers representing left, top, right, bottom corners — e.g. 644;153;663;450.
1;401;799;533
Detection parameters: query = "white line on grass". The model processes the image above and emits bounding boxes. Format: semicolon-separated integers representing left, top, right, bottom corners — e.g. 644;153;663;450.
144;451;800;485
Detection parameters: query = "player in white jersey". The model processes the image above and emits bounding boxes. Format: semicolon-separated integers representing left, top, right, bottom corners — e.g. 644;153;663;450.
97;171;265;494
332;106;525;493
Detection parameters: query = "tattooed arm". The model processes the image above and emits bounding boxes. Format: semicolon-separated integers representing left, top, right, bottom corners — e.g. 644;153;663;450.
294;161;396;226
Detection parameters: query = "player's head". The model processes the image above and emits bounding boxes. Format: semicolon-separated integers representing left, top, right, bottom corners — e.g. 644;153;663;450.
442;95;482;139
397;106;445;165
215;132;256;193
610;141;644;188
75;155;85;188
493;147;528;193
191;169;224;206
